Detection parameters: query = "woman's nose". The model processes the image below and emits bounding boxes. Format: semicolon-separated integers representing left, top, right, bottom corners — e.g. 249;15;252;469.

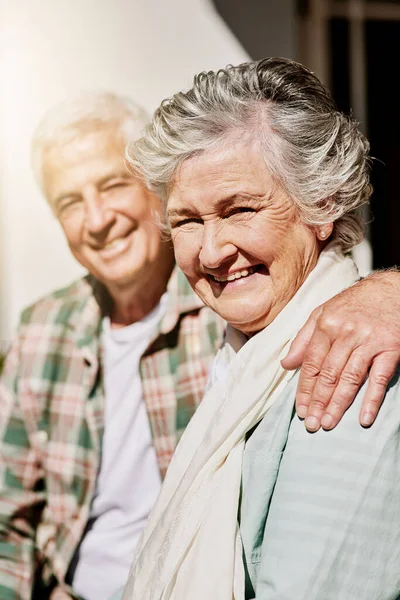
198;223;237;269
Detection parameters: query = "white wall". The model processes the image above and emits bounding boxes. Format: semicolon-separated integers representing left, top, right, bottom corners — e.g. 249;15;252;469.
0;0;249;344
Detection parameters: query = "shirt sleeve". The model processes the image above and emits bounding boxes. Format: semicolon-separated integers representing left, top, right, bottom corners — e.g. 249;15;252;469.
0;332;46;600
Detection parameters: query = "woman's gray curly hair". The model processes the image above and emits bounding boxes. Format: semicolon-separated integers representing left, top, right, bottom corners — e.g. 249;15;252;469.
127;57;372;251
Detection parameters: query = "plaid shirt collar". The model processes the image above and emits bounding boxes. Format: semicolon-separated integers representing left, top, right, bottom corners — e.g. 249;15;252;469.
159;267;205;334
65;266;205;352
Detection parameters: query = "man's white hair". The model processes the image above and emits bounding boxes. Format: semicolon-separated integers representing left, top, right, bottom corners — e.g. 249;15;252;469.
32;91;150;191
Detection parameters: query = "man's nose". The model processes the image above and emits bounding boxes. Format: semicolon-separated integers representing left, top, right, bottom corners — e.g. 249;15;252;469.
84;189;115;235
198;222;237;269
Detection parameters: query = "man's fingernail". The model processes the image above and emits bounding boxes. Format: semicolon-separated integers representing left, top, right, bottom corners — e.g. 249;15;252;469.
297;405;307;419
321;414;333;429
305;416;320;432
361;411;374;427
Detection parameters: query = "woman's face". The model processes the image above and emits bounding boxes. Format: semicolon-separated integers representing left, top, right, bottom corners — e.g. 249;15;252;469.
168;138;321;335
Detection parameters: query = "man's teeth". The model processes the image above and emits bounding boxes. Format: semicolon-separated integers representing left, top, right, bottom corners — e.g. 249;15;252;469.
103;238;125;251
213;267;255;283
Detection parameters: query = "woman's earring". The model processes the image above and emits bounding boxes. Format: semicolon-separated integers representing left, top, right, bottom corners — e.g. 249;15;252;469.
320;231;327;239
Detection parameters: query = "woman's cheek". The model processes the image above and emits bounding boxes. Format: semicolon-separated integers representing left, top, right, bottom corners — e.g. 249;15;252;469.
172;230;198;275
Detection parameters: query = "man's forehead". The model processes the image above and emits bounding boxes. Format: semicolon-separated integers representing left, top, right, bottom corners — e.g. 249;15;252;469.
45;127;125;163
42;128;130;202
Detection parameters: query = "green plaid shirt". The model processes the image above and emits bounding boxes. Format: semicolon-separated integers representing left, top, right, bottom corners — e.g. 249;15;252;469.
0;268;225;600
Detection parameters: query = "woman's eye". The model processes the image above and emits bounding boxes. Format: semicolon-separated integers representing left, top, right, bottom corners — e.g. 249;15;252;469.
173;218;202;228
226;207;256;217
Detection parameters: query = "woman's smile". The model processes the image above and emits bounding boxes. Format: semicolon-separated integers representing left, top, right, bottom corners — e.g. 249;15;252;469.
207;264;269;292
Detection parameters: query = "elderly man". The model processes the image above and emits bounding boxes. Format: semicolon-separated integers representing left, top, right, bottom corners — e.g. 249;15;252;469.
1;92;400;600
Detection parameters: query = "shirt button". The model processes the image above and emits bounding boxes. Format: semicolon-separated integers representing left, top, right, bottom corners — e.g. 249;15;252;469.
36;430;48;447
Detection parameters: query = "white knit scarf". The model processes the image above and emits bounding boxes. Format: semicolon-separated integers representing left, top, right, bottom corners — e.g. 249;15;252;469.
122;246;359;600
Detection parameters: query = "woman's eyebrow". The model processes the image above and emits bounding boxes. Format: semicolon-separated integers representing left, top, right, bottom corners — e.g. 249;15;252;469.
167;207;196;219
168;193;269;217
216;193;267;209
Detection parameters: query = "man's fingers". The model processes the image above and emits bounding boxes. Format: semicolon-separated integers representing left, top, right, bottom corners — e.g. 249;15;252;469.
318;349;370;430
294;329;331;421
304;339;356;431
359;352;399;427
303;349;400;431
281;309;320;370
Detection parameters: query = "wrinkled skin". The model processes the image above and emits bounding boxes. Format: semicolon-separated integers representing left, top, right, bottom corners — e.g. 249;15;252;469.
282;270;400;431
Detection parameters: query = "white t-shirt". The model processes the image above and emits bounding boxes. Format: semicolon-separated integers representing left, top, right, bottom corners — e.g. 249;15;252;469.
71;295;168;600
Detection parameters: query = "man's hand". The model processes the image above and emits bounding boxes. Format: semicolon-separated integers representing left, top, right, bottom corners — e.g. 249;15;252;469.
282;270;400;432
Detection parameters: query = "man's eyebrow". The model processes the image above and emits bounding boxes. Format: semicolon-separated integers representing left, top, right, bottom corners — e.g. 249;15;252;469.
97;172;132;187
53;191;79;206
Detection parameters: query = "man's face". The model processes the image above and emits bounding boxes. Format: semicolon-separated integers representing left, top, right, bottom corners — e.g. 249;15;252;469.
43;128;171;292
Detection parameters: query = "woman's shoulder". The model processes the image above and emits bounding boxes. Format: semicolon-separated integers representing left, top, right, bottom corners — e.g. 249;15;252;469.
241;364;400;524
244;363;400;461
241;365;400;599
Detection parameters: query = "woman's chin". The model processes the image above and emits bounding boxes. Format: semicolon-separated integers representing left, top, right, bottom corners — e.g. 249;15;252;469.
217;305;273;334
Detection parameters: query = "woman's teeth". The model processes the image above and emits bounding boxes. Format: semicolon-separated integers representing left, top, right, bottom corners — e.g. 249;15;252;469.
213;267;255;283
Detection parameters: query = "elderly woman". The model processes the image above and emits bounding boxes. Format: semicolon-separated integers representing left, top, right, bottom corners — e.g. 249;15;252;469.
121;58;400;599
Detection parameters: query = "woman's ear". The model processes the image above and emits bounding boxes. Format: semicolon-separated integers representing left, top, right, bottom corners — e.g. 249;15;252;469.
316;223;334;241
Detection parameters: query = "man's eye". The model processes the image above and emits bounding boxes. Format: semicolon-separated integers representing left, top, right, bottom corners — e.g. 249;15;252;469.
102;181;126;192
56;198;82;216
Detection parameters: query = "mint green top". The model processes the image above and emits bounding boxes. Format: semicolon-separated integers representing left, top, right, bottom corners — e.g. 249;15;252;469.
240;368;400;599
